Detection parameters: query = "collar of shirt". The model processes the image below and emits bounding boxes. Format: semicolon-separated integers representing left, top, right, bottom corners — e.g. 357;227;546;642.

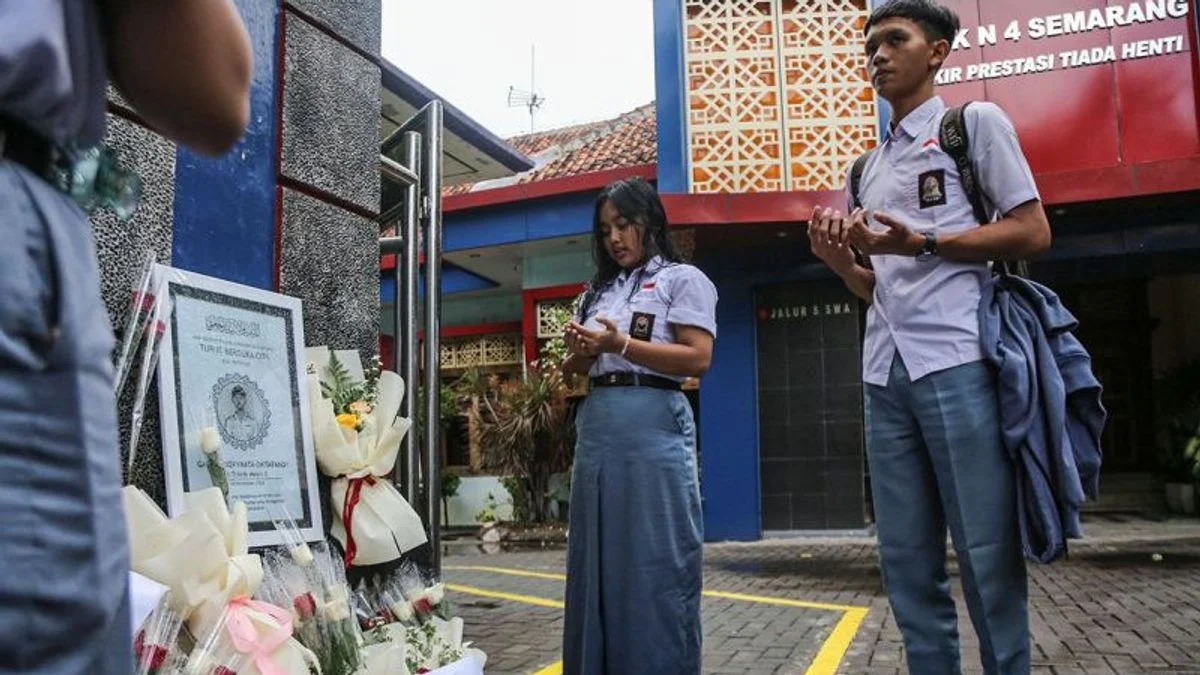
617;255;667;284
884;95;945;144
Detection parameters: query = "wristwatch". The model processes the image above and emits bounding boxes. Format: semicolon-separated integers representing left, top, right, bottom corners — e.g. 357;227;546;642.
916;231;938;261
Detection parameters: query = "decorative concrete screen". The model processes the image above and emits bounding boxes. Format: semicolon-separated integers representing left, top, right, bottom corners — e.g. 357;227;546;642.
441;334;523;371
536;299;575;340
684;0;878;193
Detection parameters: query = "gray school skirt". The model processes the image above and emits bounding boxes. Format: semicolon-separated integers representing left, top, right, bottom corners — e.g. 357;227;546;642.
562;384;703;674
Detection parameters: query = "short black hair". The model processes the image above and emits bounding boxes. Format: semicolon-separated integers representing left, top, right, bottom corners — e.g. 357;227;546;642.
864;0;961;44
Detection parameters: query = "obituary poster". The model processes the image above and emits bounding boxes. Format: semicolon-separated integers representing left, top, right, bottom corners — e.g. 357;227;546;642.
154;265;323;547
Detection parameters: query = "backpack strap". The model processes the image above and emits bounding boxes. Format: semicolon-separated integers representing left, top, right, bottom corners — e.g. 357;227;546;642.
849;151;872;210
939;103;990;227
940;102;1029;277
846;151;875;270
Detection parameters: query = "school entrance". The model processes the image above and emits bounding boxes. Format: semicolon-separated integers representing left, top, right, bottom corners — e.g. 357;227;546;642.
754;280;868;532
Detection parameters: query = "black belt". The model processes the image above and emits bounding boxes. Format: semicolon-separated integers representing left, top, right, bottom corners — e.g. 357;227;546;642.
0;115;53;176
590;372;682;391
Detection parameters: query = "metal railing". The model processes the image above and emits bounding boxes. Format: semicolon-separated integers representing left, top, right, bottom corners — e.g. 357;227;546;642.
378;101;445;572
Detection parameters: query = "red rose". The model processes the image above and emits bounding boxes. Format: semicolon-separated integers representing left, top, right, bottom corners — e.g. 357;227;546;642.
293;592;317;621
142;645;169;671
416;669;430;674
379;607;395;624
413;597;435;615
133;630;146;659
212;667;238;675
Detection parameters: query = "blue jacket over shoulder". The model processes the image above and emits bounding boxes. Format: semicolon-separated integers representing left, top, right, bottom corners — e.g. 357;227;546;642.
979;274;1106;564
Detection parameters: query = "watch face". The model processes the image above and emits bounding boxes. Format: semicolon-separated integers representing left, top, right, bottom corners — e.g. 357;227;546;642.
918;233;937;260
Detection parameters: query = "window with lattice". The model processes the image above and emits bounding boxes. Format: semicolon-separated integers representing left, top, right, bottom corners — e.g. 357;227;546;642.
536;299;576;339
440;333;522;371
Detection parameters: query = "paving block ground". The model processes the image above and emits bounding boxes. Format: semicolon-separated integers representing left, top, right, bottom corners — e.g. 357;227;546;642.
443;516;1200;674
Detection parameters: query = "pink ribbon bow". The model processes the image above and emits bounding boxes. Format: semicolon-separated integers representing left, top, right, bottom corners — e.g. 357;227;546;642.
224;596;293;675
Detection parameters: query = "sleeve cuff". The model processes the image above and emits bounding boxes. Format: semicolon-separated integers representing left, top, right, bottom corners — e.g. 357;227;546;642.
668;308;717;339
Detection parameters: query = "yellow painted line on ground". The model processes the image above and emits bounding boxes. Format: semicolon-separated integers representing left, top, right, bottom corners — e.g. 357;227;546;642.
446;565;871;675
804;607;869;675
446;583;564;609
702;589;863;613
447;583;565;675
448;565;867;613
446;565;568;582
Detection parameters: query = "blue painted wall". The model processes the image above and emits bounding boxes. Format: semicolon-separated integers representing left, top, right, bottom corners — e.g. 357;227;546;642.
698;247;842;541
698;272;761;541
444;192;595;252
380;265;497;303
653;0;688;194
171;0;279;290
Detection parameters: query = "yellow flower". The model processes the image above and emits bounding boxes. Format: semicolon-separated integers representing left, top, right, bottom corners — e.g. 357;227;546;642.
336;413;359;430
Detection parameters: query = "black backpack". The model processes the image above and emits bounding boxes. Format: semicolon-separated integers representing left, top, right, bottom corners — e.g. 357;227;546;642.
849;102;1029;277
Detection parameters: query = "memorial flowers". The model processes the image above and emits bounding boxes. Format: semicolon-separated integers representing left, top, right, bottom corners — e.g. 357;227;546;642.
305;346;426;567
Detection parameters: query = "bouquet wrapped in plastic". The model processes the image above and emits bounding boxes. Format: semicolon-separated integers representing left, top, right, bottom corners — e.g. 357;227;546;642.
305;347;426;567
258;515;362;675
134;594;187;675
185;595;318;675
123;486;263;634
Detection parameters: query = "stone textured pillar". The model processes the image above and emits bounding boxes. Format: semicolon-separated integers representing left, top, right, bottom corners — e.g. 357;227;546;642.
94;103;177;503
277;1;382;360
101;0;384;505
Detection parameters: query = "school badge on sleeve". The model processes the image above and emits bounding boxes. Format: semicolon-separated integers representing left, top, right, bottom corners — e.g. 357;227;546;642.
629;312;656;341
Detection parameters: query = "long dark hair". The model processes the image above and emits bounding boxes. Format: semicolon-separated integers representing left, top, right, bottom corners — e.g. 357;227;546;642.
577;178;684;321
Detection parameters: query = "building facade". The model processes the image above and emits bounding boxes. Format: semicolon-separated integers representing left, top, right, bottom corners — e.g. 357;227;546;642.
414;0;1200;539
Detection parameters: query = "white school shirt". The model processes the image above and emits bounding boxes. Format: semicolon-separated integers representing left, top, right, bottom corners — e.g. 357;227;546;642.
849;96;1040;387
578;256;718;383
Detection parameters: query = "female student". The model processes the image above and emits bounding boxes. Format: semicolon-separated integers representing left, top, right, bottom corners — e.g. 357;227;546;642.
561;177;718;674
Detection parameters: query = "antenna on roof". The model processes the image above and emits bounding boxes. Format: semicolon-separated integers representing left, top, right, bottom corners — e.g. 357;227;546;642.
507;43;545;133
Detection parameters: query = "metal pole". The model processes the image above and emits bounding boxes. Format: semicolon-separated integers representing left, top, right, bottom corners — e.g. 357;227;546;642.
423;102;444;571
400;132;421;506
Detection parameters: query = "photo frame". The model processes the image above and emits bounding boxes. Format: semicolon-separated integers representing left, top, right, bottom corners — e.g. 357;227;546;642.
154;264;323;547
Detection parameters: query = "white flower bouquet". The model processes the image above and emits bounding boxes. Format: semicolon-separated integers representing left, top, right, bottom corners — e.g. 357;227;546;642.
305;346;427;567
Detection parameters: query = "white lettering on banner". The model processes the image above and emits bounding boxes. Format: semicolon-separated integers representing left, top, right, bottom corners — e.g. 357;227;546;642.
1028;0;1190;39
1059;45;1118;69
940;0;1189;82
950;0;1189;46
978;24;998;46
952;28;972;50
1122;35;1187;59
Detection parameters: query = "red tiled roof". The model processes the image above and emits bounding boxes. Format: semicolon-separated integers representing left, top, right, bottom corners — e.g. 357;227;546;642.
445;103;656;196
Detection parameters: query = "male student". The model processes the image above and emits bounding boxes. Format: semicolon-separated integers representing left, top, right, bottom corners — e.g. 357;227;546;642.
808;1;1051;673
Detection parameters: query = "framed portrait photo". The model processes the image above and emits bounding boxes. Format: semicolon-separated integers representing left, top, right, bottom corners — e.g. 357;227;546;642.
154;264;323;547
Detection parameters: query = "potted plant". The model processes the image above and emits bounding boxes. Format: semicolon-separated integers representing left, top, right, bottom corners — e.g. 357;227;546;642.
1155;361;1200;515
453;345;576;526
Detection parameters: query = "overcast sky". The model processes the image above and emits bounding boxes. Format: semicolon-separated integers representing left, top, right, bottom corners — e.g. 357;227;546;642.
381;0;657;139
